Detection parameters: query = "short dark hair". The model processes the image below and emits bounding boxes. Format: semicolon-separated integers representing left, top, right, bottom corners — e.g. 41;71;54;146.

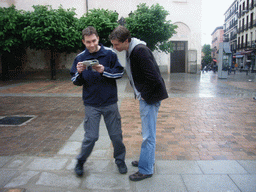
82;26;99;39
109;26;131;43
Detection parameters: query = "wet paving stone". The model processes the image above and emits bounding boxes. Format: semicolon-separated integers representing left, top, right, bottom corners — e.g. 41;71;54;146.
0;97;84;156
0;72;256;160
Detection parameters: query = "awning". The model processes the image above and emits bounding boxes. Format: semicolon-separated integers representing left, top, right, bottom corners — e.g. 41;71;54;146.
234;55;244;58
234;50;253;55
243;50;253;54
223;43;232;54
223;47;232;54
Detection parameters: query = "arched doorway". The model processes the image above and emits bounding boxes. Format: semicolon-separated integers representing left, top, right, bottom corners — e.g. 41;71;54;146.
171;41;187;73
170;22;191;73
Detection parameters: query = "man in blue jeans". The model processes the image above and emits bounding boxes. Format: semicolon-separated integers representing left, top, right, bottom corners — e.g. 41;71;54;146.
70;26;127;177
109;26;168;181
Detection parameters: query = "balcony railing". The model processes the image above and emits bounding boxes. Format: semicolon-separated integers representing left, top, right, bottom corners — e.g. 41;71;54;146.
236;41;256;50
224;8;238;21
245;24;248;31
249;21;254;29
224;21;238;32
250;3;254;10
237;27;241;34
231;34;237;40
247;41;252;48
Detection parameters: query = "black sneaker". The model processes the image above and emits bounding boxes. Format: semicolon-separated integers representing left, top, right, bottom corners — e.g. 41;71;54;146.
74;161;84;177
117;162;127;174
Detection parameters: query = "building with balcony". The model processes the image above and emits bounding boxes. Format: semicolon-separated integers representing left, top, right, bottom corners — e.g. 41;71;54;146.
224;0;238;54
233;0;255;69
211;26;224;62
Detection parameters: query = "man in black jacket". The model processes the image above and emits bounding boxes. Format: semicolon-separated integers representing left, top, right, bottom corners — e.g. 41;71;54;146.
109;26;168;181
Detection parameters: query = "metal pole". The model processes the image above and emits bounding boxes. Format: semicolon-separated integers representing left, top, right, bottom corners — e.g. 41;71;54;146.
86;0;88;13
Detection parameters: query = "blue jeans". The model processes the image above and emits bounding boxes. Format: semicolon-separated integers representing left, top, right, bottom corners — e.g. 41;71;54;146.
138;100;161;174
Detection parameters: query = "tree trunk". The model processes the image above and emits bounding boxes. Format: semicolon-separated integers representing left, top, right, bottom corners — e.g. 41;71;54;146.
1;53;9;81
50;49;56;80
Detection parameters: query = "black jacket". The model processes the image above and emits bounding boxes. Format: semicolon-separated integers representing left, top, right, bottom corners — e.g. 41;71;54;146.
129;44;168;104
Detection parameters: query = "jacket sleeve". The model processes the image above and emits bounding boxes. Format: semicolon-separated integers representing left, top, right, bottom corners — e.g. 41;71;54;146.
70;58;85;86
102;51;124;79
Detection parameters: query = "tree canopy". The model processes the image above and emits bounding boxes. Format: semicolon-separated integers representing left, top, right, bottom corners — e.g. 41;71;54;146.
1;4;177;54
202;44;212;66
22;5;80;53
125;3;177;53
1;4;178;80
0;5;27;54
78;8;119;48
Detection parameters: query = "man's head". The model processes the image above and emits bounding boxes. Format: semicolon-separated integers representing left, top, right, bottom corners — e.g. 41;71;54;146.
109;26;131;52
82;26;100;53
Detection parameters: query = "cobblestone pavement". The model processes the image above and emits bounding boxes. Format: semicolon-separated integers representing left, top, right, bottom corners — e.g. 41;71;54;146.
1;71;256;192
0;72;256;160
0;97;84;156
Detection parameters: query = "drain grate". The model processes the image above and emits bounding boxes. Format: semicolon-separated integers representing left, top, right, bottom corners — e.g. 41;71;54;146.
0;115;36;126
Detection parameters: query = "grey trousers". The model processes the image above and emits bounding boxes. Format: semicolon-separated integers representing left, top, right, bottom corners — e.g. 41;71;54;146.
77;103;126;165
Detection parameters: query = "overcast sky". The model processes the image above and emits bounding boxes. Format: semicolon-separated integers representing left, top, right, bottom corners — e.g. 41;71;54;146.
201;0;235;45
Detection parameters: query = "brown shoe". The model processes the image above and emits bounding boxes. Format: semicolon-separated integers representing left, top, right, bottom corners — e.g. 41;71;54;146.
129;171;152;181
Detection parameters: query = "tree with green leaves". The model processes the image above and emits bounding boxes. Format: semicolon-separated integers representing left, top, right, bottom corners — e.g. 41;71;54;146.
22;5;80;79
0;5;26;53
202;44;212;68
1;4;177;80
0;5;27;80
125;3;177;53
77;8;119;48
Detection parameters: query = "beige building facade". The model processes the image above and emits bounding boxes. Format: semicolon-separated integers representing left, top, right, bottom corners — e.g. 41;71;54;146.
1;0;202;73
87;0;202;73
211;26;224;62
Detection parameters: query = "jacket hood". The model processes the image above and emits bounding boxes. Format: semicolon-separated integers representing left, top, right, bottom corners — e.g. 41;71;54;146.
127;38;146;58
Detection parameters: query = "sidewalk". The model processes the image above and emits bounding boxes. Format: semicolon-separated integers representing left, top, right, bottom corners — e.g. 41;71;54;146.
0;71;256;191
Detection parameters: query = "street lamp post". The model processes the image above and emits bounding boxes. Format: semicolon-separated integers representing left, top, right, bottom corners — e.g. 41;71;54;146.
86;0;88;13
252;42;256;72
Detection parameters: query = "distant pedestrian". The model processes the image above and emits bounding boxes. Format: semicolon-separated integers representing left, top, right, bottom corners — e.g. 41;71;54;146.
109;26;168;181
213;62;217;73
234;63;238;70
70;26;127;177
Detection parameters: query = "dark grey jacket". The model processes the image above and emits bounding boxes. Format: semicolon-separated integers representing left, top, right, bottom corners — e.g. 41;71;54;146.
129;43;168;104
